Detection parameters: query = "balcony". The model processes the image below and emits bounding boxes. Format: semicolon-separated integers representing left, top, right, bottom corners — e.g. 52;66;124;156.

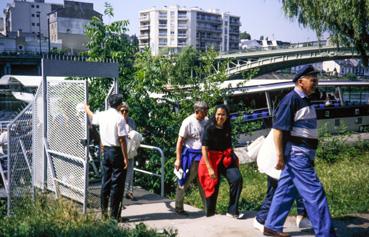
178;14;187;20
177;24;187;29
139;42;149;47
159;14;167;20
159;24;167;28
196;26;222;33
139;34;149;39
196;16;222;24
178;34;187;38
140;15;149;22
140;24;150;30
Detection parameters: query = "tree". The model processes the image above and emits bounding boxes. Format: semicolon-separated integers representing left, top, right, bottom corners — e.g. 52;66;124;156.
240;31;251;40
84;5;138;110
281;0;369;65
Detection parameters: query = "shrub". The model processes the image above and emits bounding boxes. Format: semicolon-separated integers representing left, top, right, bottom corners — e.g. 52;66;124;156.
0;195;176;237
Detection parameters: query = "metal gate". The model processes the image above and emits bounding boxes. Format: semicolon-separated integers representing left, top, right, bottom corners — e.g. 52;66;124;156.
33;79;88;208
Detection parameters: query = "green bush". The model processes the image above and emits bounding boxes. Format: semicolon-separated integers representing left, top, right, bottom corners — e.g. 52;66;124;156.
0;195;176;237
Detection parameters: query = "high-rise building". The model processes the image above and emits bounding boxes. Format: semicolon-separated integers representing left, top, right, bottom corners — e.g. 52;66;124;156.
2;0;62;38
49;0;101;53
139;5;240;55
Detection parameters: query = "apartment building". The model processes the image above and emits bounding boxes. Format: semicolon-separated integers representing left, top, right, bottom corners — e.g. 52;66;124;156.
2;0;101;54
49;0;101;53
2;0;62;38
139;5;240;55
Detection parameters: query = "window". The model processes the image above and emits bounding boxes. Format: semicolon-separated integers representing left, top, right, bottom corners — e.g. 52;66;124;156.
36;5;39;8
31;5;34;8
32;14;35;17
32;23;35;26
36;23;40;26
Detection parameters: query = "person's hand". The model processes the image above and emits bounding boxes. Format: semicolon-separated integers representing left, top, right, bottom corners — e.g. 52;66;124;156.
208;167;216;179
123;158;128;169
275;154;285;170
83;103;90;113
174;159;180;171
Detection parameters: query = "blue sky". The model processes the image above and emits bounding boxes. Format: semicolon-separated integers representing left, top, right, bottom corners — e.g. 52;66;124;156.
0;0;323;42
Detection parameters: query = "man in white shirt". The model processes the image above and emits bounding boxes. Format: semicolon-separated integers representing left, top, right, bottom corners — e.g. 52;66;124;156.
84;94;129;221
174;101;208;215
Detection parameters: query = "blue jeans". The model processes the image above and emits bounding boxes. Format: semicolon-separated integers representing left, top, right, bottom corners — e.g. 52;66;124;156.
256;175;307;224
101;146;127;220
205;163;243;217
265;153;333;237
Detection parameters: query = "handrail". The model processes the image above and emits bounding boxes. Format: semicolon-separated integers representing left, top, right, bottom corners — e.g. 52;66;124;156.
136;144;165;197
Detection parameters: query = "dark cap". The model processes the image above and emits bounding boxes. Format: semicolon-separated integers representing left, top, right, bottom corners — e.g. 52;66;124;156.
293;65;319;82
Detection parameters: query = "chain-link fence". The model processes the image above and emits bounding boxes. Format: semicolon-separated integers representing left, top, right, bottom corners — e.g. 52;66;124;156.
7;104;33;214
45;80;87;204
6;75;165;215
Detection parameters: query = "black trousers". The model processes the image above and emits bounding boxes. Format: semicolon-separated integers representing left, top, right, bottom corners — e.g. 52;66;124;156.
205;162;243;217
101;146;127;220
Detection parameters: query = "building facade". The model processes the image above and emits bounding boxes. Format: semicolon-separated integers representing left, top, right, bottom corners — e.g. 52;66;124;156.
323;59;369;77
49;0;101;54
139;5;240;55
1;0;101;54
2;0;62;38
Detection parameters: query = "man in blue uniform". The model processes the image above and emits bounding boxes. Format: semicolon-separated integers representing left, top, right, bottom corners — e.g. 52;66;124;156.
263;65;336;237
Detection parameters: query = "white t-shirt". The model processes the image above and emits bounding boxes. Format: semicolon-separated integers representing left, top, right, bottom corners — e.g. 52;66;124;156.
92;108;127;147
178;114;208;150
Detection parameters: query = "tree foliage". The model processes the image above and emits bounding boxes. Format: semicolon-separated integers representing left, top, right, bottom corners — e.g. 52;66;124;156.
281;0;369;65
240;31;251;40
84;8;138;110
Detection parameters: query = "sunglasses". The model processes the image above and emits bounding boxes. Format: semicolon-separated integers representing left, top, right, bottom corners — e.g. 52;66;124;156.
121;109;129;113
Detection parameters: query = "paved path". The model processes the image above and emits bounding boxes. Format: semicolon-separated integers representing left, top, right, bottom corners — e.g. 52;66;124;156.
120;189;369;237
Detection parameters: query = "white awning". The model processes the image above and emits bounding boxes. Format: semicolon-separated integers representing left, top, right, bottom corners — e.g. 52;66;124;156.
0;75;66;87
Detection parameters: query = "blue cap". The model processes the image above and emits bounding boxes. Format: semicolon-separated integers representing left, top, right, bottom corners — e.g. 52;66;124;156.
293;65;319;82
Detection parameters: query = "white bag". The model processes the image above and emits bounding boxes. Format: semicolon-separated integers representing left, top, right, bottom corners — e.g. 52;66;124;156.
127;130;143;159
246;135;265;161
256;130;281;180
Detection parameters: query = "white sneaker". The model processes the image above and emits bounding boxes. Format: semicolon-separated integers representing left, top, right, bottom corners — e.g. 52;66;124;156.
253;218;264;233
296;215;312;228
226;212;245;219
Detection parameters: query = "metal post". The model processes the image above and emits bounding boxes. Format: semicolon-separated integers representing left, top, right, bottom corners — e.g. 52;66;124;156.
83;80;89;213
6;123;10;215
114;77;119;94
41;59;48;191
265;91;273;116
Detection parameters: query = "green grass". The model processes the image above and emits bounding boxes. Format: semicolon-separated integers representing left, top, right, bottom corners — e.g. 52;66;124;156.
183;147;369;217
0;196;176;237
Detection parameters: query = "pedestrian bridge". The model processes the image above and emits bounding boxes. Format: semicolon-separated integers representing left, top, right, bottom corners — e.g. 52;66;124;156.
217;46;360;78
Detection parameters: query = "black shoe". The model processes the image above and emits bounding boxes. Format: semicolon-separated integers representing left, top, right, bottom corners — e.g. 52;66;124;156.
175;209;189;216
119;217;129;223
125;192;137;201
263;226;290;237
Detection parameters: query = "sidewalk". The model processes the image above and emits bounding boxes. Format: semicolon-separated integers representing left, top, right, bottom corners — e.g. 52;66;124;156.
119;188;369;237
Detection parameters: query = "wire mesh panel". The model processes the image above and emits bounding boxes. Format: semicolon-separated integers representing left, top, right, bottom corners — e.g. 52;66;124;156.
32;83;45;190
7;104;33;213
46;80;87;203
